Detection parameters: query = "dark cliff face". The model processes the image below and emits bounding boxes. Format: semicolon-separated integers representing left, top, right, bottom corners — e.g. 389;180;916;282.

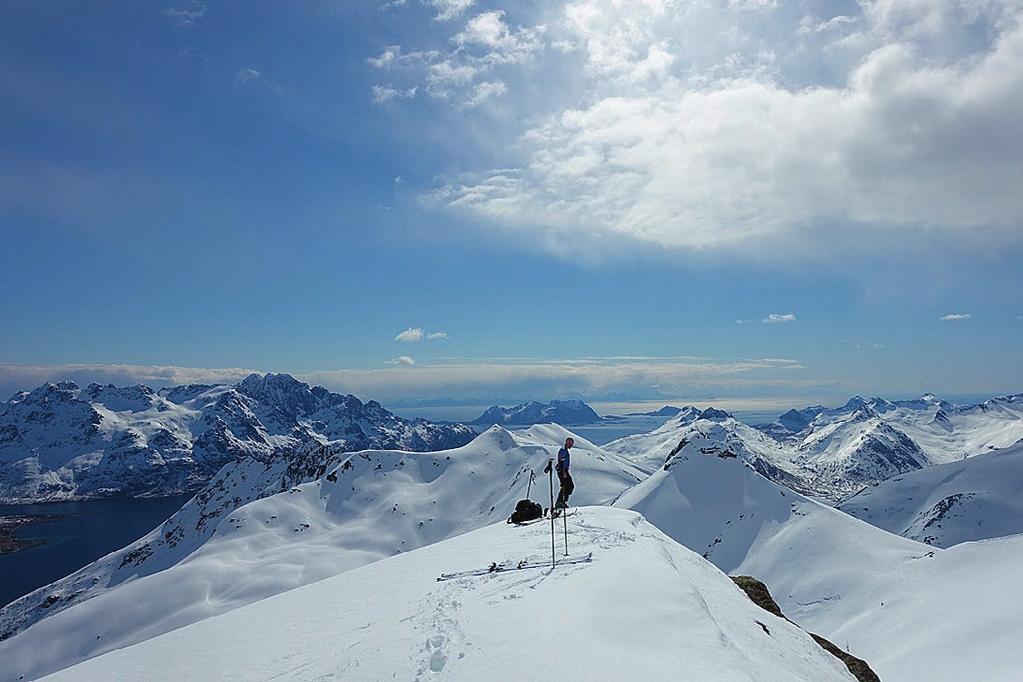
0;374;474;503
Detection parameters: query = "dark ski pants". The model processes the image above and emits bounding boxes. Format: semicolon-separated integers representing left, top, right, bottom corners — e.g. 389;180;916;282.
555;470;574;509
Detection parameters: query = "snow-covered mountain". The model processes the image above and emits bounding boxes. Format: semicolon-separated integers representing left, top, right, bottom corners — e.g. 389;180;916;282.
0;373;474;503
759;394;1023;465
839;441;1023;547
0;425;645;680
612;421;1023;682
469;399;604;426
786;404;928;498
37;507;858;682
607;393;1023;501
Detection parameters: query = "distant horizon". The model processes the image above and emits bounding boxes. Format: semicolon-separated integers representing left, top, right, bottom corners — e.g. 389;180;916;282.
1;366;1010;425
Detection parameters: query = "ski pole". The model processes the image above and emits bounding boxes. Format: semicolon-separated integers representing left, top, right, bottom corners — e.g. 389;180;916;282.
562;500;569;556
526;469;535;500
546;458;555;568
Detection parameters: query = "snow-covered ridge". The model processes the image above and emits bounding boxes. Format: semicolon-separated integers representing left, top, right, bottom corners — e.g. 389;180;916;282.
839;441;1023;547
38;508;858;682
613;429;1023;682
0;425;644;679
0;373;474;503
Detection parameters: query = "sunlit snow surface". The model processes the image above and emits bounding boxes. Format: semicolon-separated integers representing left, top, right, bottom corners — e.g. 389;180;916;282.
0;426;643;680
41;508;855;682
839;441;1023;546
614;427;1023;682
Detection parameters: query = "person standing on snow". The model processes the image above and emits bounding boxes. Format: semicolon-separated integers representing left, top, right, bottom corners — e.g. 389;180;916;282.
554;437;575;513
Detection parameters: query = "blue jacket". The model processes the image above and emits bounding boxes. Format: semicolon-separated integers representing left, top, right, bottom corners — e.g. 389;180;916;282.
557;446;570;472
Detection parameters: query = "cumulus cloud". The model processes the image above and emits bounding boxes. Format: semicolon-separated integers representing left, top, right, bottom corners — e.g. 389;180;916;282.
388;356;417;366
763;313;796;324
395;327;426;343
395;327;448;342
430;0;475;22
366;8;543;106
413;0;1023;256
939;313;972;320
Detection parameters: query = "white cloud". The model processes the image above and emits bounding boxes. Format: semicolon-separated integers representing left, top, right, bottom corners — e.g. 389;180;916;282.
372;84;417;103
395;327;426;343
234;68;263;87
427;331;449;340
763;313;796;324
460;80;507;108
419;0;1023;255
388;356;417;366
939;313;972;320
430;0;475;22
798;15;857;34
366;9;543;107
728;0;777;11
453;10;545;65
163;1;206;27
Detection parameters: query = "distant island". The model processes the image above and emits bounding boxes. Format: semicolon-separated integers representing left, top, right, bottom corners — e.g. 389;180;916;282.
625;405;683;417
469;399;617;426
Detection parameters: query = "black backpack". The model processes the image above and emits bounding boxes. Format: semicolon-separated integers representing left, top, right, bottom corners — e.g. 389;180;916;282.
508;498;543;524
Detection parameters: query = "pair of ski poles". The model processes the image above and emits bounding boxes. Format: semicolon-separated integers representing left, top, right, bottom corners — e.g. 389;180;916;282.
542;458;569;566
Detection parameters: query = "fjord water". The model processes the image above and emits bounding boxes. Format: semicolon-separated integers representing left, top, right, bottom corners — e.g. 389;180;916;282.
0;496;191;608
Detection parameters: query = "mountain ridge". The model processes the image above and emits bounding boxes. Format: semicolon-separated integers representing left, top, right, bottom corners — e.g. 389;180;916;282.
0;374;474;503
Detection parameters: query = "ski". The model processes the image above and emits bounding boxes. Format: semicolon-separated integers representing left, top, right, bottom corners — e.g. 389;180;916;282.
436;552;593;581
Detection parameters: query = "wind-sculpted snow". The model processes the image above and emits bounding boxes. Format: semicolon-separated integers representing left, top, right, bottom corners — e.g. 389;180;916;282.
0;426;644;680
613;426;1023;682
0;373;474;502
839;441;1023;547
38;508;856;682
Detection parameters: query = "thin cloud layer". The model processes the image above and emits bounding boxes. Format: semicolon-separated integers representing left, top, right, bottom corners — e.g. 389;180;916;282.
0;357;806;404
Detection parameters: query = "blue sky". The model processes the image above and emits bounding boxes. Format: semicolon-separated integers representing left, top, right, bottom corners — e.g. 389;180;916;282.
1;0;1021;407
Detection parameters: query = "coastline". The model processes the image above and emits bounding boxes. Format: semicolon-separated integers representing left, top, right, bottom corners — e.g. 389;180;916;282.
0;514;62;555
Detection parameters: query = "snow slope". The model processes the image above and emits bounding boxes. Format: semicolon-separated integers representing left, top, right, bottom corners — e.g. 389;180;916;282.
612;424;1023;682
838;441;1023;546
40;507;856;682
0;426;645;681
0;374;474;503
